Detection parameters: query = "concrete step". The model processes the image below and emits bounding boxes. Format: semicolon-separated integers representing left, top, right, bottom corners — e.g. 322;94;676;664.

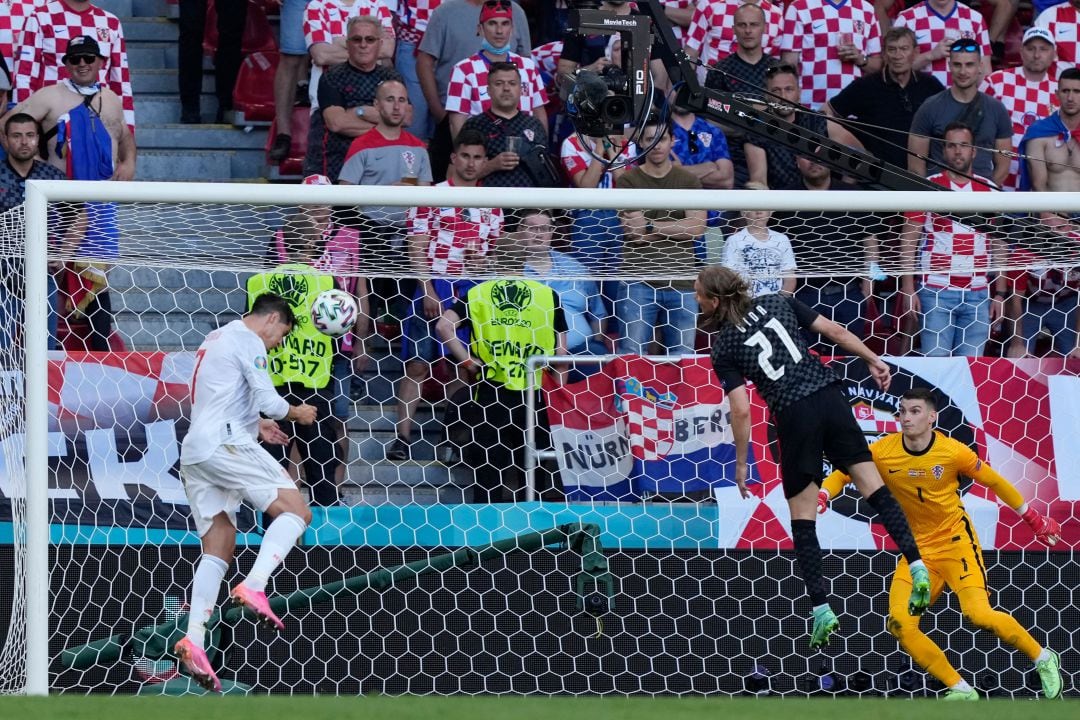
341;482;466;506
95;0;134;16
136;149;233;180
128;42;179;71
116;201;285;253
111;267;253;291
131;68;212;95
133;0;175;17
135;95;218;124
137;123;268;150
115;313;222;351
349;433;447;464
113;286;245;316
135;147;268;180
344;461;460;489
123;17;179;42
346;404;443;435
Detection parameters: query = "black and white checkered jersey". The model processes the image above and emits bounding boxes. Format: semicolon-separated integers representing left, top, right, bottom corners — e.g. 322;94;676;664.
709;293;838;412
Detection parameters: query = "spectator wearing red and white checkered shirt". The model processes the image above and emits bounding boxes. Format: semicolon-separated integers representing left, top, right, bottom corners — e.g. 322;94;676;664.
685;0;783;71
658;0;692;46
305;0;394;109
894;0;992;87
14;0;134;133
394;0;444;140
386;126;501;462
445;0;546;139
982;27;1065;192
1035;0;1080;66
780;0;882;109
531;39;562;86
0;0;35;83
900;123;1007;356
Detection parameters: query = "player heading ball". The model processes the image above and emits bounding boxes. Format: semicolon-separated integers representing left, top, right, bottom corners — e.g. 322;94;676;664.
696;265;930;649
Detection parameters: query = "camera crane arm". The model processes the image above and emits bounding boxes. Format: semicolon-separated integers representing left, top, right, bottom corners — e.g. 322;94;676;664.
569;0;946;192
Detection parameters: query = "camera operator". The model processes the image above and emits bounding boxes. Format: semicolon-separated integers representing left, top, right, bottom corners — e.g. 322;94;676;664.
556;1;672;102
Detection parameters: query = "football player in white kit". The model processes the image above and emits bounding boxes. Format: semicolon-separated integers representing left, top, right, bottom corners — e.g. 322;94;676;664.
174;292;318;692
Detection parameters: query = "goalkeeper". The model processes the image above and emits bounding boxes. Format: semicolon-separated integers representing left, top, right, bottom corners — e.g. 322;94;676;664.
819;387;1063;701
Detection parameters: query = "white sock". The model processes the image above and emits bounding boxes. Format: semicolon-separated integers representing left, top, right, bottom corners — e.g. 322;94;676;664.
909;559;927;573
1036;648;1053;664
186;555;228;649
950;680;973;692
243;512;307;592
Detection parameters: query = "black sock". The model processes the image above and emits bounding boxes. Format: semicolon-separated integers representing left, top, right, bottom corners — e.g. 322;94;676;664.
790;519;829;607
867;486;921;564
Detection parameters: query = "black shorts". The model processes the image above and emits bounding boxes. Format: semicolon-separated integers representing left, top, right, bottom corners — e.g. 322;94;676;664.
773;384;872;499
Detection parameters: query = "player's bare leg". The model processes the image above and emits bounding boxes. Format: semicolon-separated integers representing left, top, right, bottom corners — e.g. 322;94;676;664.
848;462;930;614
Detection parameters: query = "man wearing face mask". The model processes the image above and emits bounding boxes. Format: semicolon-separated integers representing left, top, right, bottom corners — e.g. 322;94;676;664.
418;0;531;181
445;0;547;139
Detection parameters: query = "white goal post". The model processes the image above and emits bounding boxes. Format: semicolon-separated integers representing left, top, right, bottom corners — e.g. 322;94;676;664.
8;180;1079;696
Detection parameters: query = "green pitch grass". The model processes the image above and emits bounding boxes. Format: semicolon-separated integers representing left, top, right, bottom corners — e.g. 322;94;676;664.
0;695;1074;720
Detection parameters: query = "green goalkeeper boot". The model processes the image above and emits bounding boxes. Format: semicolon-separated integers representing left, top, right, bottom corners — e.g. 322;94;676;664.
942;687;979;701
1036;650;1062;699
908;564;931;616
809;606;839;649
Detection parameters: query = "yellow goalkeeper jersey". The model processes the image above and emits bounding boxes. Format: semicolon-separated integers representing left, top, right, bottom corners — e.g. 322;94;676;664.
822;431;1024;548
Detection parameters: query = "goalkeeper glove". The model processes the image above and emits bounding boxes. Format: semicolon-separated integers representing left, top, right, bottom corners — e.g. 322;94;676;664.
817;489;830;515
1021;507;1061;547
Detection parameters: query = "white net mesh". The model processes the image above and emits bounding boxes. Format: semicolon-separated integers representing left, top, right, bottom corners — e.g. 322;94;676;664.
0;186;1076;697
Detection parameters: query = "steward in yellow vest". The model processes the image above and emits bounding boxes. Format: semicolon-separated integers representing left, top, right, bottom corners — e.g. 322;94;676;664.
246;263;341;506
247;265;335;390
436;275;567;503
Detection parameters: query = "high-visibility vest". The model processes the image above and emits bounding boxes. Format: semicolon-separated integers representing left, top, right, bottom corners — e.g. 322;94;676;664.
246;264;335;389
466;279;558;392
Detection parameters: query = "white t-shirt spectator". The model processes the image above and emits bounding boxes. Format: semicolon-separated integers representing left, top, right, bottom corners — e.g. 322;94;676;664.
722;227;797;296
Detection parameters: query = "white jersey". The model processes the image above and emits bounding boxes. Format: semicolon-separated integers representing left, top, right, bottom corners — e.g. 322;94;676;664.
181;319;290;465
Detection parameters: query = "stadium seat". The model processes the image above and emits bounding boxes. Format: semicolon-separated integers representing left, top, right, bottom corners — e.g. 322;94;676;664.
233;50;279;125
265;105;311;177
203;0;278;57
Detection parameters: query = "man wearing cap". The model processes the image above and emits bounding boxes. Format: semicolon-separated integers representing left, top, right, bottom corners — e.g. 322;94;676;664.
417;0;531;181
2;34;136;351
908;38;1012;185
445;0;546;140
983;27;1063;192
1035;0;1080;66
13;0;134;134
2;36;135;180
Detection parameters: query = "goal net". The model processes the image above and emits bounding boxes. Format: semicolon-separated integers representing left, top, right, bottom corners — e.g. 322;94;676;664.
0;182;1075;697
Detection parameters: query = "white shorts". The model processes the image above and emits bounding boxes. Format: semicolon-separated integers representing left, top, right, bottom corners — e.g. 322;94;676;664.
180;443;297;537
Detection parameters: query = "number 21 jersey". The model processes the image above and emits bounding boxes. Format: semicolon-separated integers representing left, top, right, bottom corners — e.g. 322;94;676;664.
709;293;837;412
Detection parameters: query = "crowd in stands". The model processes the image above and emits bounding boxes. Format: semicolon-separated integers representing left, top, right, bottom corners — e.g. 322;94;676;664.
5;0;1080;502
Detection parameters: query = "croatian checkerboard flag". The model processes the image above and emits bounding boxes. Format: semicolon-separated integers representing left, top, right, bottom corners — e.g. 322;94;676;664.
545;356;757;500
611;355;756;497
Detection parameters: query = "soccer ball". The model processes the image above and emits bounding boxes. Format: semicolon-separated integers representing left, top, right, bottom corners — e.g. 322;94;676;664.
310;289;358;338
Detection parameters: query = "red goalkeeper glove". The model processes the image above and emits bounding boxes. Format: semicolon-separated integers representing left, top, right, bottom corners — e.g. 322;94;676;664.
817;490;829;515
1021;507;1060;547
